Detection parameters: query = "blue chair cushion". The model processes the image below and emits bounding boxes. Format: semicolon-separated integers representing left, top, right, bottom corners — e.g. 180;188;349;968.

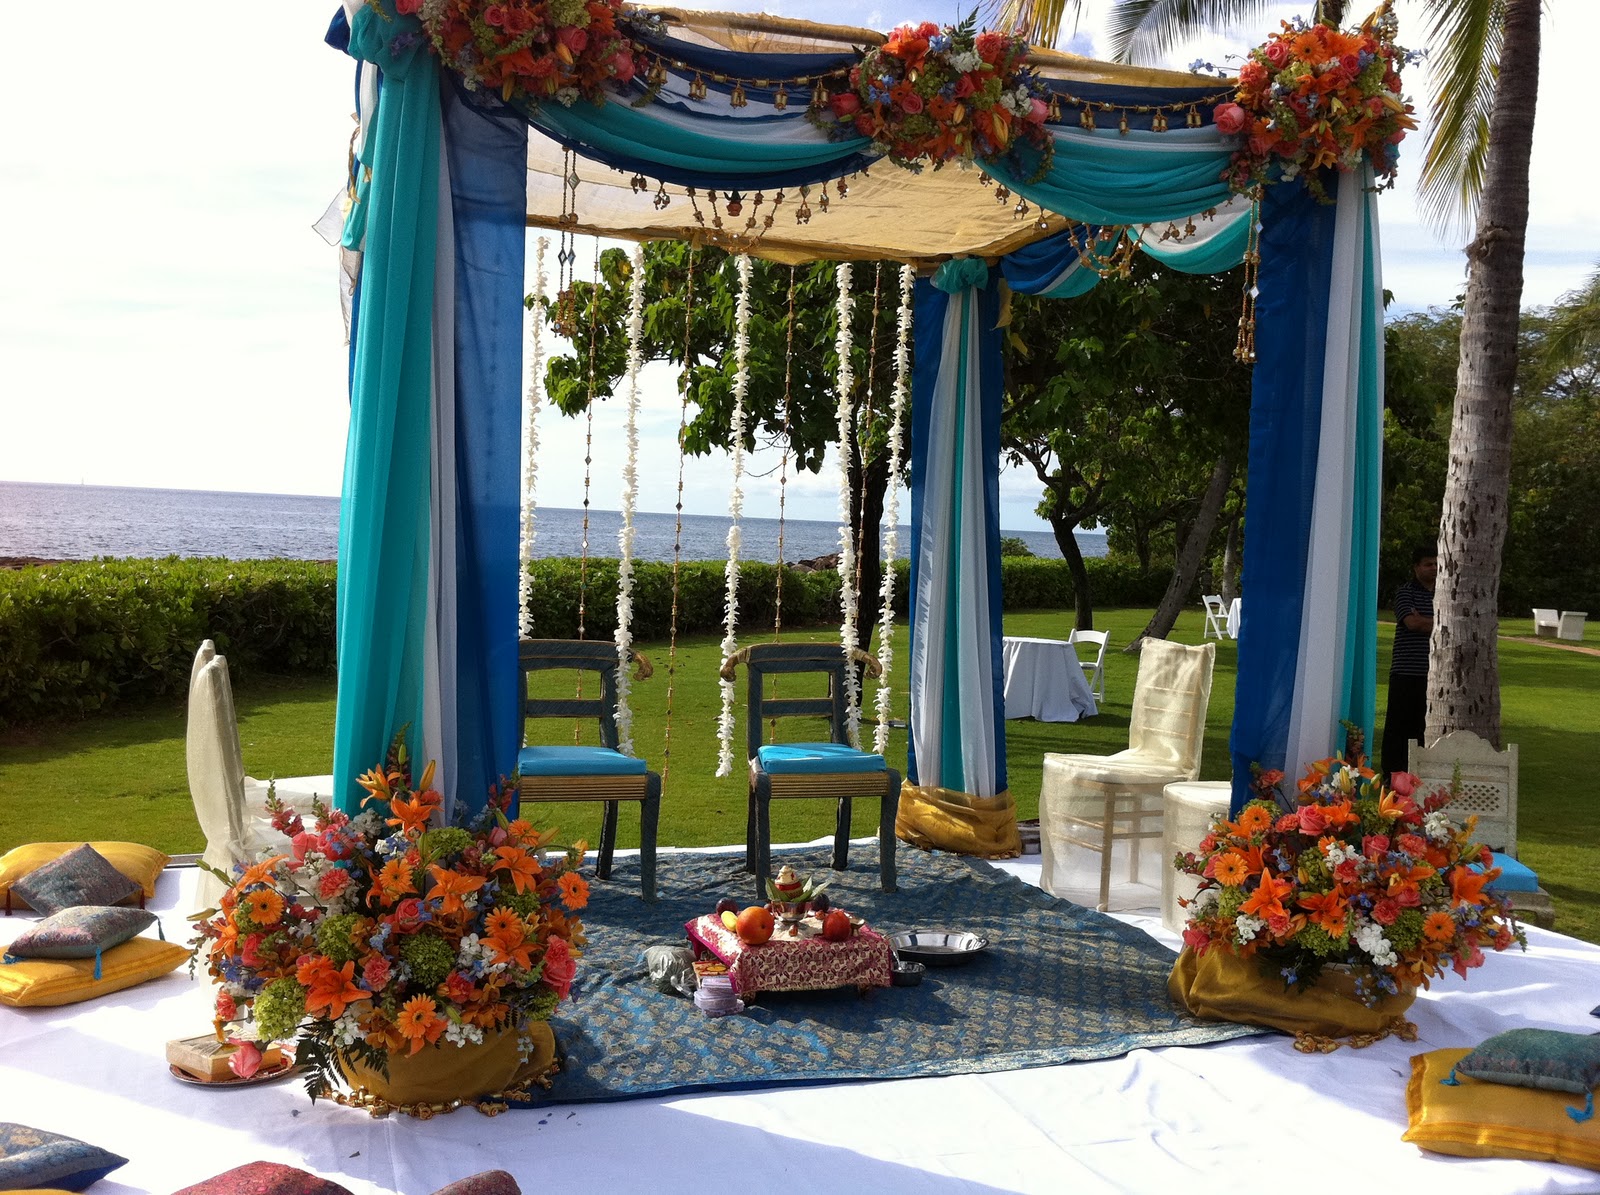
517;746;648;777
757;743;887;775
1473;851;1540;893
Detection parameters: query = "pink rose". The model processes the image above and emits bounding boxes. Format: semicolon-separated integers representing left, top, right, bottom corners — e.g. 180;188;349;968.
362;956;391;990
1395;886;1422;908
831;92;861;118
953;74;977;100
445;972;474;1002
393;898;425;931
215;991;238;1022
853;113;877;136
610;51;636;84
1341;54;1361;76
291;831;319;861
1212;103;1247;135
395;0;421;12
1296;805;1327;835
227;1040;263;1079
542;935;577;1000
899;91;924;115
1248;134;1272;157
241;934;266;968
557;26;589;54
1264;41;1291;69
1182;926;1211;954
1027;98;1048;124
1363;834;1390;860
1372;898;1401;926
1389;771;1419;797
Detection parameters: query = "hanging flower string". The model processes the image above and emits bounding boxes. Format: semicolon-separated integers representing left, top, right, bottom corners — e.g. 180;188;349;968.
1217;5;1416;201
716;255;755;778
612;243;647;756
834;263;862;746
518;237;550;638
873;264;915;755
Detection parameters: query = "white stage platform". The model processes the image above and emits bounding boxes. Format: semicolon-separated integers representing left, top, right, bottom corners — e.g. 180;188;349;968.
3;842;1598;1195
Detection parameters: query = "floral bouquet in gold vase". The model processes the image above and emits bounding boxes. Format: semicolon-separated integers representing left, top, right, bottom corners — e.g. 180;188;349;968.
191;732;588;1110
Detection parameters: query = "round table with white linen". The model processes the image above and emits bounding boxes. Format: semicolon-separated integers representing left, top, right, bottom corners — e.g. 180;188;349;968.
1000;636;1099;722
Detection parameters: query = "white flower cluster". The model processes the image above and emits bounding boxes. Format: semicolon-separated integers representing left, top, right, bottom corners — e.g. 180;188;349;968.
1424;809;1454;843
834;263;862;745
1235;913;1264;943
872;265;915;755
612;244;647;756
716;255;755;778
998;87;1034;116
1354;918;1398;967
948;49;981;72
444;1020;485;1048
1321;839;1361;868
519;238;550;638
330;1009;364;1049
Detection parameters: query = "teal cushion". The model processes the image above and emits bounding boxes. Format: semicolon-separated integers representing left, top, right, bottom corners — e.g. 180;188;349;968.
517;746;647;777
5;906;155;960
1456;1028;1600;1095
0;1122;128;1190
757;743;887;775
9;844;141;916
1472;852;1539;893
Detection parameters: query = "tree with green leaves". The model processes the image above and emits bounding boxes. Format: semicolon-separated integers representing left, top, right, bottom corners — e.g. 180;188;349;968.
538;244;905;659
1003;258;1252;635
1001;0;1544;748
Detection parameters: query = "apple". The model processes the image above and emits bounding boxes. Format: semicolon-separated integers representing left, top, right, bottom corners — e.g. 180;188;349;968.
714;898;739;917
821;909;853;942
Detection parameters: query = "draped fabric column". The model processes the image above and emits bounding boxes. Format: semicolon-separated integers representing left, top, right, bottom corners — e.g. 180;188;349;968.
1229;169;1383;810
333;8;441;812
897;263;1014;858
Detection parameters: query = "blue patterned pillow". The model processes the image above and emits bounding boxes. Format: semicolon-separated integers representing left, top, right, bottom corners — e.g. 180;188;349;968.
0;1122;128;1191
1457;1028;1600;1095
9;844;141;916
5;906;157;961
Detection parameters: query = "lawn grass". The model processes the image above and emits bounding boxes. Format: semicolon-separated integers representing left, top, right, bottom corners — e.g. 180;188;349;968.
3;608;1595;941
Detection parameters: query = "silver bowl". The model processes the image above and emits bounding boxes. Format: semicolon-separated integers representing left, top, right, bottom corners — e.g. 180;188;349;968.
887;930;989;966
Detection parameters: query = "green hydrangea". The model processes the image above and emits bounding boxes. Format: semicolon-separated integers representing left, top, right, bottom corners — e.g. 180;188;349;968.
316;913;365;965
547;0;591;28
400;933;456;991
1291;922;1347;957
254;977;308;1043
420;827;473;863
1216;886;1245;922
1355;799;1387;836
499;890;542;919
1387;908;1426;953
1296;849;1332;888
522;988;560;1023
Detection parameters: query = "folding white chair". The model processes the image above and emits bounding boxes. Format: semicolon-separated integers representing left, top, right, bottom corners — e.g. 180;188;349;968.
1069;629;1109;701
1201;595;1228;640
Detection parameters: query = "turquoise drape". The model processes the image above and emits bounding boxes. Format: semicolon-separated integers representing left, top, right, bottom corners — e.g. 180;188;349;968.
333;8;442;809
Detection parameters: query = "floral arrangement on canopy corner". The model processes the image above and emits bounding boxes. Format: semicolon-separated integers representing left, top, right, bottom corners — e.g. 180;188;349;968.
190;730;589;1105
809;13;1054;180
1175;755;1525;1005
404;0;642;109
1214;4;1418;202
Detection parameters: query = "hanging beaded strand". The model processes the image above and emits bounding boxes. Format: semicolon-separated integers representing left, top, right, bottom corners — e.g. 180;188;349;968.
833;262;862;747
577;237;603;643
716;255;754;778
873;264;915;756
661;246;699;787
773;265;798;642
518;238;550;639
612;244;647;757
852;265;886;735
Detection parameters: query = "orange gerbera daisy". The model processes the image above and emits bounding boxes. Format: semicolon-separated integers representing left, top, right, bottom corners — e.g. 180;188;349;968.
558;871;590;911
1235;805;1274;836
394;994;447;1055
1212;852;1252;887
372;858;418;904
1424;911;1457;942
484;907;524;940
242;888;286;927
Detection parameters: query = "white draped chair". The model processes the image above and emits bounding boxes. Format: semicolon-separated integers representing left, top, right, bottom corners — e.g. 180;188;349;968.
1038;638;1216;911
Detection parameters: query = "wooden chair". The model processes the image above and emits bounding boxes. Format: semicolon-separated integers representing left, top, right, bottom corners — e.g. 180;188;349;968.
721;642;901;900
516;639;660;901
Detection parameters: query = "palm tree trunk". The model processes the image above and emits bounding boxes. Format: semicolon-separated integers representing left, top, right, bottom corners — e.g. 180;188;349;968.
1427;0;1541;749
1127;454;1231;651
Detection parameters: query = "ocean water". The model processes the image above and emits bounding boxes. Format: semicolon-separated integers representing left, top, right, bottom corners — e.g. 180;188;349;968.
0;481;1107;564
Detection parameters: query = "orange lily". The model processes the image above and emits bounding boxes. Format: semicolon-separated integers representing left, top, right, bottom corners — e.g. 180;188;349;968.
1296;889;1349;935
298;958;369;1021
427;864;487;917
1450;865;1497;908
388;790;440;837
493;845;542;894
1239;868;1294;922
487;930;536;970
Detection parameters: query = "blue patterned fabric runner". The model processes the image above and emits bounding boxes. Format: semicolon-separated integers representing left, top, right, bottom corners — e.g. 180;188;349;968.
517;847;1266;1104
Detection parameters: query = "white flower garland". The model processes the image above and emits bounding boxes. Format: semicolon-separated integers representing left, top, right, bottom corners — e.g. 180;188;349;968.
613;243;647;756
518;238;550;638
873;264;915;755
834;262;862;746
716;255;754;777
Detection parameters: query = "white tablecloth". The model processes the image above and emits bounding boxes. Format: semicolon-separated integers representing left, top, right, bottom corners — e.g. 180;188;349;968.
3;846;1599;1195
1226;598;1242;639
1001;636;1099;722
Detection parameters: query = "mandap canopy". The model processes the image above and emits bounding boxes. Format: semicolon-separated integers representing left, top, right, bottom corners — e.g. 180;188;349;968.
326;1;1401;850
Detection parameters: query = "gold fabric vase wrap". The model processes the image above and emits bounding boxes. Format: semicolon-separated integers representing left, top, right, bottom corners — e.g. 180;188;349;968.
338;1022;557;1108
1169;947;1416;1040
895;784;1021;859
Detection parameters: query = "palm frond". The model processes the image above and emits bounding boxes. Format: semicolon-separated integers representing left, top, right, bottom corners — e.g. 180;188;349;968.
992;0;1083;47
1542;264;1600;374
1105;0;1278;65
1415;0;1504;241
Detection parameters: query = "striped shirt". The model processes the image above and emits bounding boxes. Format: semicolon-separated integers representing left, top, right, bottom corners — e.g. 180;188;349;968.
1391;581;1433;677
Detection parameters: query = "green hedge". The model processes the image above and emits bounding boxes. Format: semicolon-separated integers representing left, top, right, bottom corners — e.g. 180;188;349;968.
0;554;1173;728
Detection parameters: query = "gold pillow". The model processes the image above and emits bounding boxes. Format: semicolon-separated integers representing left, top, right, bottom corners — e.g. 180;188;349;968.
0;842;170;910
1405;1048;1600;1170
0;936;189;1007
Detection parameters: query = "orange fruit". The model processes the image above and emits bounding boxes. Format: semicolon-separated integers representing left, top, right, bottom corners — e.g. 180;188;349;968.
735;905;775;945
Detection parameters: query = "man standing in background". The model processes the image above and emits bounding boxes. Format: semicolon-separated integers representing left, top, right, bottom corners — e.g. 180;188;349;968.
1381;545;1438;779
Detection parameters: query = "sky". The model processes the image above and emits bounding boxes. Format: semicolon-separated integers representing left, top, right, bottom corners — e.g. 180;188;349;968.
3;1;1597;536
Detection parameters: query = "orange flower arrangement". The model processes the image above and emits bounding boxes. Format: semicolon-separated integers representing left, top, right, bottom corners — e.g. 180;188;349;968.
190;732;588;1100
1176;757;1524;1002
1217;7;1416;201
